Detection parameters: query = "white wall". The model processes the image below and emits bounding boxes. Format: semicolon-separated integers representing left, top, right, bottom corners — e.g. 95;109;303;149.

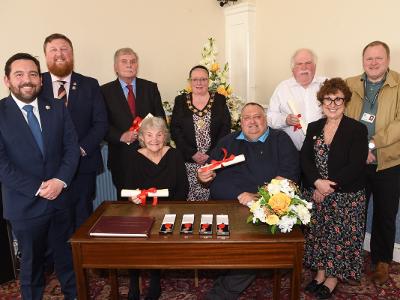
255;0;400;104
0;0;225;102
2;0;400;104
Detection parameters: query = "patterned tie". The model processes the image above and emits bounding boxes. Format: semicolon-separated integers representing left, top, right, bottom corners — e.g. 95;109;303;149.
126;84;136;117
23;105;44;155
57;80;67;106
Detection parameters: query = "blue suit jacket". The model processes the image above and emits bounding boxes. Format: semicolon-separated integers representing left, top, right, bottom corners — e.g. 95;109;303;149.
41;72;108;174
0;96;80;221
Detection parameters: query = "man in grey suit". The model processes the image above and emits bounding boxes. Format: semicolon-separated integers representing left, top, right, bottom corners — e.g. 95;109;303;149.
0;53;80;300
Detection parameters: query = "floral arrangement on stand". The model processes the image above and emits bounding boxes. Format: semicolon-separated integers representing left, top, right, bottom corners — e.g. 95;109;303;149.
162;37;245;131
247;179;312;234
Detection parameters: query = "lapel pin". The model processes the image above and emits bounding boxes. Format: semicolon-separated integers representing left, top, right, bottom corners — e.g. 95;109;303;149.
45;105;51;110
72;82;77;90
312;136;316;140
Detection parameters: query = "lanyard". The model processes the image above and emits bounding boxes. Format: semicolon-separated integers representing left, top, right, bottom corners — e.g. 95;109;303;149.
363;72;386;108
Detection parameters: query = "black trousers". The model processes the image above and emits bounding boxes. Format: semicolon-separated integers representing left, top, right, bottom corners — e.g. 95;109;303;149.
129;269;161;299
67;172;97;231
366;164;400;264
205;270;256;300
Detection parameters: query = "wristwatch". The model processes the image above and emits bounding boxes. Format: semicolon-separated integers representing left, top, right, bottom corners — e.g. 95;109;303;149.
368;141;376;150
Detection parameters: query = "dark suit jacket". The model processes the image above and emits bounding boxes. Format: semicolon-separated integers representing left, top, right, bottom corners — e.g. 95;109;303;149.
41;72;108;174
0;96;80;220
170;93;231;162
301;115;368;192
100;78;166;187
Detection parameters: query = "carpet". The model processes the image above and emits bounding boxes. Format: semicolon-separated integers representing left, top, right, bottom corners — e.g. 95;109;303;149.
1;254;399;299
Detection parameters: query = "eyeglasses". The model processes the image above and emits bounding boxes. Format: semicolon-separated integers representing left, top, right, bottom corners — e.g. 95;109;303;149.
190;78;208;83
322;97;344;106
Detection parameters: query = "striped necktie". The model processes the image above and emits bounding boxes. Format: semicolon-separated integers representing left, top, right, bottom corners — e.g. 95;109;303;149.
57;80;67;106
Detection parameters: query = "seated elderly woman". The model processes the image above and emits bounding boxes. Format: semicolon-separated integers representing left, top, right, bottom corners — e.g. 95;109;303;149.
301;78;368;299
123;116;188;300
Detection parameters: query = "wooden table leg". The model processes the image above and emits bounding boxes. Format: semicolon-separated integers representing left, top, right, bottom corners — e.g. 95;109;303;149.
273;269;281;300
109;269;118;300
72;244;88;300
291;243;303;300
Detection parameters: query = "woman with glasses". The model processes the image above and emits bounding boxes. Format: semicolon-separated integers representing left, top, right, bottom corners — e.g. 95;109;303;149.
301;78;368;299
170;65;231;200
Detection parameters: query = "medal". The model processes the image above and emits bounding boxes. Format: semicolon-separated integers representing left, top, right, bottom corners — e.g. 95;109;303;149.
197;118;206;129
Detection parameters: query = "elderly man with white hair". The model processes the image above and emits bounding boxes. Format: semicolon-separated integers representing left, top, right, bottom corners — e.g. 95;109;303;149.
267;48;327;150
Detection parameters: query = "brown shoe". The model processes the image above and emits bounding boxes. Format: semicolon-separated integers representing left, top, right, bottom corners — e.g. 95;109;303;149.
371;262;389;285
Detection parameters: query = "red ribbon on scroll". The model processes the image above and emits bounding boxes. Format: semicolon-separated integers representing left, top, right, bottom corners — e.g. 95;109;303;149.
137;187;157;206
293;114;302;131
129;116;143;132
199;148;235;172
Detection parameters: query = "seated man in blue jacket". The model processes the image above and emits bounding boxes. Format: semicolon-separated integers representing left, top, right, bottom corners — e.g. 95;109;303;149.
198;102;299;299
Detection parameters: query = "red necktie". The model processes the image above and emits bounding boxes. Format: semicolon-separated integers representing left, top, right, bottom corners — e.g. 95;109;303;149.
126;84;136;117
58;80;68;106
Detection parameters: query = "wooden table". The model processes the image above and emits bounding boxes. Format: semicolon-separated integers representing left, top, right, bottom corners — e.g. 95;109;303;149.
70;201;304;299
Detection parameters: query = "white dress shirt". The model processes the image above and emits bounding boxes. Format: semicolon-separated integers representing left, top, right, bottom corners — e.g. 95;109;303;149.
12;94;42;129
50;73;72;99
267;76;327;150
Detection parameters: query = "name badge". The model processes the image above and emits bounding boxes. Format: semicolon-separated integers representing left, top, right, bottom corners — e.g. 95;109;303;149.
361;112;376;123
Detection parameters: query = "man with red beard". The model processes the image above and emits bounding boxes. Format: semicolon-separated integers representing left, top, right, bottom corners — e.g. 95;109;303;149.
0;52;79;300
267;48;327;150
41;33;108;231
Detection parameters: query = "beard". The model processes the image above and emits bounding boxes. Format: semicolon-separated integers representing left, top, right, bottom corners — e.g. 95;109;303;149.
47;60;74;77
10;83;41;103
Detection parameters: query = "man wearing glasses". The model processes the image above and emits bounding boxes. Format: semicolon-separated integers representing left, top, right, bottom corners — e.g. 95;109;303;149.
346;41;400;285
267;48;327;150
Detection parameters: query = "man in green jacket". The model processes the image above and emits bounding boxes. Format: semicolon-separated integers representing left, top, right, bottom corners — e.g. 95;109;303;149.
346;40;400;285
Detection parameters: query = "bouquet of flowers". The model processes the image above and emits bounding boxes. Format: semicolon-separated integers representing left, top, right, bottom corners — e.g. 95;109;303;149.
163;37;245;131
247;179;312;234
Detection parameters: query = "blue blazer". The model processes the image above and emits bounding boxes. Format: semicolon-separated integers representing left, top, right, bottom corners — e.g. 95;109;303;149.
0;96;80;221
41;72;108;174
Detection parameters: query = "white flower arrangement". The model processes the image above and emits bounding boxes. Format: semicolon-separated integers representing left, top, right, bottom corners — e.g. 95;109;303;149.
247;179;312;234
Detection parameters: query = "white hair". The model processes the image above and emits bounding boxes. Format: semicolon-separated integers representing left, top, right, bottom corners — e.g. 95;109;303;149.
290;48;317;69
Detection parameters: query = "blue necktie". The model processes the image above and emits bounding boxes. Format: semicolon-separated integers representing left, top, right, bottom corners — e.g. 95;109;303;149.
23;105;44;155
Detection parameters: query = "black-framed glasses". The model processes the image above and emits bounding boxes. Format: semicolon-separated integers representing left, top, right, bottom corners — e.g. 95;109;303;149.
322;97;344;106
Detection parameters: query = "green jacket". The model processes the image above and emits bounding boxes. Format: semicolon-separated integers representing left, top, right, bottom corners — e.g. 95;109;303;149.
345;70;400;171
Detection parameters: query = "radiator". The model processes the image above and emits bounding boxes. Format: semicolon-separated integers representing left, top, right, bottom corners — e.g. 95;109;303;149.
94;144;117;209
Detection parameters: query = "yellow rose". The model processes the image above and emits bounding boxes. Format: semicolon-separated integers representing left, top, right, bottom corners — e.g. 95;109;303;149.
226;86;233;95
217;85;228;97
185;86;192;93
210;63;220;72
268;192;291;215
266;214;279;225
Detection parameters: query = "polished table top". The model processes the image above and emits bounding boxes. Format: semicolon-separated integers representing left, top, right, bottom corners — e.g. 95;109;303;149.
71;200;304;245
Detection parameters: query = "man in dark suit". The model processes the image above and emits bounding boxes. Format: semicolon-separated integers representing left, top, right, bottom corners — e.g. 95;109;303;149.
0;53;79;299
41;33;108;230
101;48;165;198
